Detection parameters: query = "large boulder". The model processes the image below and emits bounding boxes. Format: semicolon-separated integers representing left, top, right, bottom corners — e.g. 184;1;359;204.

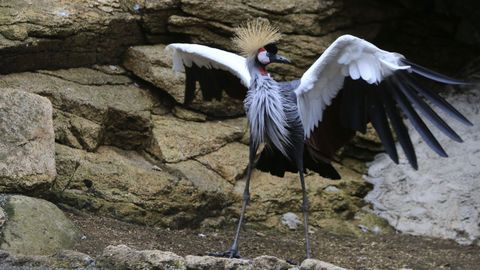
0;195;80;255
0;89;55;193
366;85;480;245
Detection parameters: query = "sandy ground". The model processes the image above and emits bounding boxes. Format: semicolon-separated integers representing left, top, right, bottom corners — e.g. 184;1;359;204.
67;211;480;270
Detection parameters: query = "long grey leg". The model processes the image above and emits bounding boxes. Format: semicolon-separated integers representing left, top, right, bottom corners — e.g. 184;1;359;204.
210;140;257;258
295;142;311;259
298;168;311;259
228;144;256;257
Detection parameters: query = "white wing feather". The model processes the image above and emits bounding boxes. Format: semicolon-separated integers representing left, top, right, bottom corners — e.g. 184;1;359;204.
165;43;251;87
294;35;411;137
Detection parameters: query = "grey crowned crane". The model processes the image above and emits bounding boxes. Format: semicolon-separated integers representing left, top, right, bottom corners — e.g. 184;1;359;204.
165;19;472;259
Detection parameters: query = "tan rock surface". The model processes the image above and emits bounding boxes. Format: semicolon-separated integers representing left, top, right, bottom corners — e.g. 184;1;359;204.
38;67;132;85
168;160;233;193
0;70;156;151
53;109;103;151
99;244;187;270
54;144;235;228
196;142;249;184
0;89;55;193
0;0;144;73
150;114;246;162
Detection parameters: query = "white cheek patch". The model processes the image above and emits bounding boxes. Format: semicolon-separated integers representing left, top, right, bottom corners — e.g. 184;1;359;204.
257;51;270;64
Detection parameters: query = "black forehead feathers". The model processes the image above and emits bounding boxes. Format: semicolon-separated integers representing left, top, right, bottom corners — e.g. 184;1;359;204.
264;43;278;54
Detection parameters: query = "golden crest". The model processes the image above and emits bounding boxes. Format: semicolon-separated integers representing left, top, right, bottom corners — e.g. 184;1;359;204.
232;18;282;57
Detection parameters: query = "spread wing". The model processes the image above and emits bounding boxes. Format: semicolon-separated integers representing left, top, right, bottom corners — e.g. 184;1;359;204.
295;34;472;169
165;43;250;103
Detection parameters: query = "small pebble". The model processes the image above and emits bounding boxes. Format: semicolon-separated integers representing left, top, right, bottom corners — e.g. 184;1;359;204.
152;165;162;171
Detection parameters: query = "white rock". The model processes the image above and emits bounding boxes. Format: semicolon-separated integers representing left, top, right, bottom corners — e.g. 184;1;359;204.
281;212;302;230
301;259;347;270
365;85;480;245
324;186;340;193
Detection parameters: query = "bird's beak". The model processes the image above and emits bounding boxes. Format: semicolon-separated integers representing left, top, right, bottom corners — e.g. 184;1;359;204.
269;54;292;64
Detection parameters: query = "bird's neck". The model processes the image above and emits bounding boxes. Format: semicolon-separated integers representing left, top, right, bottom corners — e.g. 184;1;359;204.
247;57;269;78
257;65;268;76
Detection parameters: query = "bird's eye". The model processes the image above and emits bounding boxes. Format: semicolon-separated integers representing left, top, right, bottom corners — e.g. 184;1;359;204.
257;49;270;64
264;43;278;54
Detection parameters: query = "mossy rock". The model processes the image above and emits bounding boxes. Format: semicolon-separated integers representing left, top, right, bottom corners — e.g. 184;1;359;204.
0;195;80;255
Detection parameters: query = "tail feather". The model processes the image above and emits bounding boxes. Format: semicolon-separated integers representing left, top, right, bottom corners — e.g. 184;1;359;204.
256;144;341;180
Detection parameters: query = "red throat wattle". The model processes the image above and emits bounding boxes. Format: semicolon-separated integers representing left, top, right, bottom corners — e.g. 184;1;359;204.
257;48;268;75
258;66;268;76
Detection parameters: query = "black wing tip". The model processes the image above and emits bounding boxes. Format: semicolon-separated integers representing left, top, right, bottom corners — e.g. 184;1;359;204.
410;162;419;170
408;148;448;170
401;73;474;127
464;118;474;127
455;115;474;127
401;59;469;85
405;151;418;170
403;150;418;170
431;142;449;158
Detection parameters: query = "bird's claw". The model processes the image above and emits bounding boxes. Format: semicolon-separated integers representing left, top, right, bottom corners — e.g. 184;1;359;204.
208;249;241;259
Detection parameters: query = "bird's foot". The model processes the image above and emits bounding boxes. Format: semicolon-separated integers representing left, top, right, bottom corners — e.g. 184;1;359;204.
208;249;241;259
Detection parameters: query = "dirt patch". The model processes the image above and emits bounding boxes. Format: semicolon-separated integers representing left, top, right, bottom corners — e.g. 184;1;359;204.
67;210;480;269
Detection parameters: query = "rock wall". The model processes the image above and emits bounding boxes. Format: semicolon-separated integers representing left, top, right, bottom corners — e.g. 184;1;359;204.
0;66;375;234
0;0;479;74
0;0;146;73
365;84;480;245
